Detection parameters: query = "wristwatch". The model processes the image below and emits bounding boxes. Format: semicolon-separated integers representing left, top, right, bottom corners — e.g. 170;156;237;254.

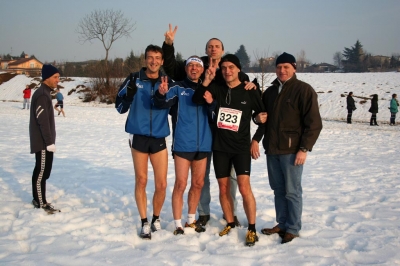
299;147;308;153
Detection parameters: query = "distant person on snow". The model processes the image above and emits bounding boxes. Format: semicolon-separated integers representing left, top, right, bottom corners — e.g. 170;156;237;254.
22;85;32;110
369;94;379;126
389;93;399;126
29;64;61;214
346;91;356;124
54;88;65;117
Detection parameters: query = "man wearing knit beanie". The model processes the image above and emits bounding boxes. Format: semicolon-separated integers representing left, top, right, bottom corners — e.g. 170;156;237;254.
252;52;322;244
29;64;61;214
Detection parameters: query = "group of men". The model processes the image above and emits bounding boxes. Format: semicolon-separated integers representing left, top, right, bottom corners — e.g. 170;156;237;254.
28;23;322;246
115;24;323;246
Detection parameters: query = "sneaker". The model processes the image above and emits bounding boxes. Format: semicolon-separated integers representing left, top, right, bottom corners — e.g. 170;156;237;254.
261;225;286;238
42;203;61;214
223;215;241;227
140;222;151;239
245;230;259;247
196;215;210;226
32;199;40;208
151;219;161;232
281;232;299;244
58;111;61;116
185;220;206;233
219;225;232;236
173;227;185;235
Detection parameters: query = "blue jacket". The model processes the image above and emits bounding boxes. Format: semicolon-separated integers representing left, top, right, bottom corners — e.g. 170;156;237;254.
56;92;63;101
153;77;212;153
115;68;170;138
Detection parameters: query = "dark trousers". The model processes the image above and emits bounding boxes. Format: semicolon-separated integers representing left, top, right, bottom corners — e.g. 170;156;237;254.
390;112;396;124
370;113;377;125
347;109;353;123
32;150;53;207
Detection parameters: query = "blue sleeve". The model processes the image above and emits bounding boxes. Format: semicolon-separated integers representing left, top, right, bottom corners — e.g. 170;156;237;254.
153;84;179;108
115;76;133;114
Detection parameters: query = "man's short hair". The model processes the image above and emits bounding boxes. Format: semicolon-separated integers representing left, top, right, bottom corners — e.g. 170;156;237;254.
205;38;224;51
145;45;163;59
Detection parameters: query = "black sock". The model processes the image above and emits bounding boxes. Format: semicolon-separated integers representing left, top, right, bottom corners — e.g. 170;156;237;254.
151;215;159;224
141;218;148;227
228;222;236;228
248;223;256;232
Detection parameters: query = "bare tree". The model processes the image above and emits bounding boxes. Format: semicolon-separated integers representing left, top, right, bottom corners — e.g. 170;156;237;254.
296;50;311;72
252;49;275;93
76;9;135;88
333;51;343;68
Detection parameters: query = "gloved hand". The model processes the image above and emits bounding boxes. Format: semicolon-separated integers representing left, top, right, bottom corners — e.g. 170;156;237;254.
47;144;56;153
126;73;138;99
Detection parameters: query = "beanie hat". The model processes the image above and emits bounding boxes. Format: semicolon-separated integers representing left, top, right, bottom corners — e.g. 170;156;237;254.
276;52;296;69
219;54;241;70
42;64;59;81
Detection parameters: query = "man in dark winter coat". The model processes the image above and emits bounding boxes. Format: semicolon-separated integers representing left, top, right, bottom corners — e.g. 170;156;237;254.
369;94;379;126
29;64;61;214
346;92;356;124
252;52;322;244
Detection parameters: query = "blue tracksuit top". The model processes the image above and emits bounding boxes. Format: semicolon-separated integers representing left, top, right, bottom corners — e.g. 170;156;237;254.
153;77;212;153
115;68;170;138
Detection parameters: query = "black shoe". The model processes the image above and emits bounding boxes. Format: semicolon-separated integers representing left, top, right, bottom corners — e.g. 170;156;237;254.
32;199;40;208
196;215;210;226
42;203;60;214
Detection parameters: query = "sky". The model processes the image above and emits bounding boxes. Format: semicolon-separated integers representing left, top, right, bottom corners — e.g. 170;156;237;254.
1;0;399;65
0;72;400;265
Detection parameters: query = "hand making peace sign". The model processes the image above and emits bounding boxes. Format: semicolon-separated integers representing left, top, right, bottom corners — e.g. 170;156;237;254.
164;24;178;45
158;76;169;95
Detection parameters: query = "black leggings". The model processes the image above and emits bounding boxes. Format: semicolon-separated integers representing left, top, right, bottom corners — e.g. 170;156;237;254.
32;150;53;207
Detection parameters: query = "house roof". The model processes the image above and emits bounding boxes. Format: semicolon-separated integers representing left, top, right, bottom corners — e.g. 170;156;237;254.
8;58;43;66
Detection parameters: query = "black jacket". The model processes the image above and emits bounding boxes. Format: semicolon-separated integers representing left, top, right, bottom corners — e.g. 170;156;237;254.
347;95;356;111
162;42;250;84
253;74;322;155
29;83;56;153
369;97;379;113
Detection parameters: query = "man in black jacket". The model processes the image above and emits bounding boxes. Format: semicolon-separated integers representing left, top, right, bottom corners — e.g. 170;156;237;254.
29;64;61;214
252;52;322;244
346;92;356;124
162;24;257;227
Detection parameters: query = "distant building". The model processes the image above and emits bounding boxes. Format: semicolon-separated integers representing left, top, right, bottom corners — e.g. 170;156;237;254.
0;54;43;76
305;63;338;73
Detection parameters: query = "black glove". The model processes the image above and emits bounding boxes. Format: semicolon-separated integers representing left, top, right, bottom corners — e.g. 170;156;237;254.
126;73;138;99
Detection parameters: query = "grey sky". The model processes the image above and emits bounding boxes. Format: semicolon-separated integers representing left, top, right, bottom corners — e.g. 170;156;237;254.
1;0;399;64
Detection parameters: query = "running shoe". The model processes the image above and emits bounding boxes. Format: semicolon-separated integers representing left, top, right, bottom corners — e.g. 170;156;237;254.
219;225;231;236
151;219;161;232
245;230;259;247
173;227;185;235
185;220;206;233
140;222;151;239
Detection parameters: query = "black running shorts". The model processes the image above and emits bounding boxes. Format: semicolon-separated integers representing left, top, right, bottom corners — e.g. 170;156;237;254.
55;101;64;109
213;150;251;178
129;134;166;154
174;151;209;161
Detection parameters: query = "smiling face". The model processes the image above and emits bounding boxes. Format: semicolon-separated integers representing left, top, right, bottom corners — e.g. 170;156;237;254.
221;61;240;84
185;62;204;82
276;63;296;82
145;50;164;76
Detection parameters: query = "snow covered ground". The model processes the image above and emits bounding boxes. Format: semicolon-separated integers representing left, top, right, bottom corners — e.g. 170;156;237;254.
0;73;399;265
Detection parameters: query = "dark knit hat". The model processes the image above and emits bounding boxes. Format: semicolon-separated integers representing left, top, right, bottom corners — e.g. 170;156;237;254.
42;64;59;81
219;54;241;70
276;52;297;69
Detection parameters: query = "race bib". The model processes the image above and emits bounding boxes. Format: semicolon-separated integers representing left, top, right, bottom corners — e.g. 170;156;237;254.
217;107;242;132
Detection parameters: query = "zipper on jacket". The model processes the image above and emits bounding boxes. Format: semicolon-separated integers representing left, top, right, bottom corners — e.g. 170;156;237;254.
150;85;153;136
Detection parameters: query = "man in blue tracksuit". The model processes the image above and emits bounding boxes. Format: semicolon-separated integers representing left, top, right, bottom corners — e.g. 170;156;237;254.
115;45;170;240
153;56;213;235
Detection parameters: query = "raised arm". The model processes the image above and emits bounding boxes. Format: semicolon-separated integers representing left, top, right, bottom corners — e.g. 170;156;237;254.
162;24;186;81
